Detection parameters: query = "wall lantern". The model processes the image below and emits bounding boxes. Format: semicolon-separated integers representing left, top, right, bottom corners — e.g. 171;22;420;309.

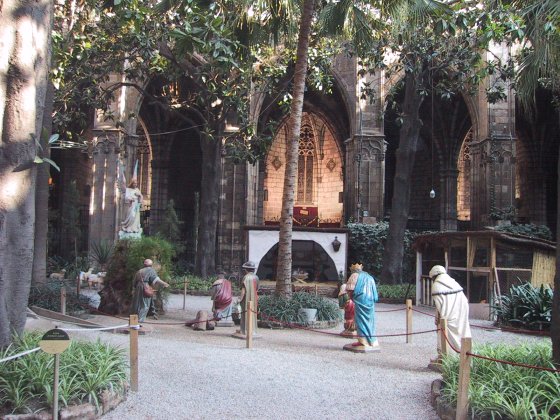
332;236;341;252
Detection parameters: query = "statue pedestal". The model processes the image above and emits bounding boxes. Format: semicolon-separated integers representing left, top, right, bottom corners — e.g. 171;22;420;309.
118;230;142;240
340;329;358;338
343;341;380;353
216;319;234;327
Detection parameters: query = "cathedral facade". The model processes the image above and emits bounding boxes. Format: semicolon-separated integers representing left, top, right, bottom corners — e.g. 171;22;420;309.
49;52;559;279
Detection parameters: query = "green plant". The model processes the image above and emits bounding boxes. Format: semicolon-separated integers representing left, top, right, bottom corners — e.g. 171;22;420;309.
347;222;416;281
258;292;342;324
28;281;93;313
440;342;559;418
493;223;553;240
377;284;416;300
105;236;175;293
89;240;115;271
492;282;552;330
489;205;517;221
0;332;127;415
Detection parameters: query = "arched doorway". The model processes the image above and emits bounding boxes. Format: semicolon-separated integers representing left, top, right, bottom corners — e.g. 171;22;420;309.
257;240;339;282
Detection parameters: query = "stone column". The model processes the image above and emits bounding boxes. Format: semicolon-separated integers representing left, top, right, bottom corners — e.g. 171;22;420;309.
470;136;516;228
439;168;459;231
89;131;121;247
345;135;386;222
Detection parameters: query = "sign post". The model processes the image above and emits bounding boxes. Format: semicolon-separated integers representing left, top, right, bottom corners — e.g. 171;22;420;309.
40;328;70;420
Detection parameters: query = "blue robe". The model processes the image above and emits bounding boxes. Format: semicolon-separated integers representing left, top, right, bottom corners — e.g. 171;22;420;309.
353;271;378;345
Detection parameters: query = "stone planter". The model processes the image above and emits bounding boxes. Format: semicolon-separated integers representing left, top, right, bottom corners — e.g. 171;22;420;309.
298;308;317;324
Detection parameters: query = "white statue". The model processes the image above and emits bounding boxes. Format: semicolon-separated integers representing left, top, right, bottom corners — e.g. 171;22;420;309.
118;161;143;239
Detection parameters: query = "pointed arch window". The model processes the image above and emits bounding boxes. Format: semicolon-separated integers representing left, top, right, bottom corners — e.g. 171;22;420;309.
297;124;315;204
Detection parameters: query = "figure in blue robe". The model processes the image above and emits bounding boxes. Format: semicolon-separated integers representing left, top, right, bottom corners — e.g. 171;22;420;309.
346;263;379;349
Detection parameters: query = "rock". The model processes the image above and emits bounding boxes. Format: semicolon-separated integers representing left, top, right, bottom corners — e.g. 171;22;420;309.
101;389;126;415
193;310;208;331
59;403;97;420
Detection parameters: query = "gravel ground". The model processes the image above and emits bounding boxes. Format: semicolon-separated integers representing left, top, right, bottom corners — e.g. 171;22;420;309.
26;293;549;420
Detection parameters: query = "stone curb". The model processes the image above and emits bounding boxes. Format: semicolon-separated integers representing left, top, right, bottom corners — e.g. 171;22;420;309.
1;386;128;420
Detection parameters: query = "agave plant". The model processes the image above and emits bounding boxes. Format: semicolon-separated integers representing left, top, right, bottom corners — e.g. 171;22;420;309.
89;239;115;271
492;282;552;329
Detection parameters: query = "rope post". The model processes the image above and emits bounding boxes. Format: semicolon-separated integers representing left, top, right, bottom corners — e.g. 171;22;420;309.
456;337;472;420
183;278;188;311
60;287;66;315
315;284;318;296
129;315;139;392
246;301;254;349
406;299;413;343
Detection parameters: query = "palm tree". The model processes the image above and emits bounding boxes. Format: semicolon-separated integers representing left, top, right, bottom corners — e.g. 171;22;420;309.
275;0;316;297
511;0;560;363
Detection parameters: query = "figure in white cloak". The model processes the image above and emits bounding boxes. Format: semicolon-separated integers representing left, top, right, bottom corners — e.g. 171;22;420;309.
429;265;472;350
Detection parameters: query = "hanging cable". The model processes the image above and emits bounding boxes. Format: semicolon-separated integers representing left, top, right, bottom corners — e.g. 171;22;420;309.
430;59;436;199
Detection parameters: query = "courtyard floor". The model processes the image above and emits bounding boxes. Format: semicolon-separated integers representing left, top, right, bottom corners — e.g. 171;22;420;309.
25;293;548;420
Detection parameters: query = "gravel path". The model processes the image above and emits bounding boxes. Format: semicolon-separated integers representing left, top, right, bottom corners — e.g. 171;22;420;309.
27;293;549;420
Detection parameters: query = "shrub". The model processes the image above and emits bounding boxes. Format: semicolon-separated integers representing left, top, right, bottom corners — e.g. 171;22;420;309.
28;281;93;313
0;332;127;415
377;284;416;300
47;256;89;281
440;341;559;418
493;223;553;241
492;282;552;330
105;236;175;293
347;222;416;282
258;292;342;324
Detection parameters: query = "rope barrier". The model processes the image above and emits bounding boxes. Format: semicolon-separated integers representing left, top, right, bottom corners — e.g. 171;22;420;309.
470;322;550;336
375;307;408;313
467;351;560;373
60;324;129;332
442;330;560;373
257;311;439;338
0;347;41;364
411;308;437;318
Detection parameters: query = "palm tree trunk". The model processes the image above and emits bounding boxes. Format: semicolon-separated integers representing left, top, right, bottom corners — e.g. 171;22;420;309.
380;71;424;284
552;124;560;364
275;0;316;297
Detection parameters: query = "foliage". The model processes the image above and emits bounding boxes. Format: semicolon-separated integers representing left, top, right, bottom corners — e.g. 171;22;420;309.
347;222;416;282
105;236;175;293
154;199;185;255
489;205;517;221
493;223;553;241
28;281;93;313
440;341;559;418
169;275;212;293
493;282;553;330
377;284;416;301
62;180;82;260
46;256;89;282
89;240;115;271
258;292;342;324
0;331;127;414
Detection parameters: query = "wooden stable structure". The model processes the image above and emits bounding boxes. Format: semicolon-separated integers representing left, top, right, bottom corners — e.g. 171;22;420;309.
413;231;556;319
